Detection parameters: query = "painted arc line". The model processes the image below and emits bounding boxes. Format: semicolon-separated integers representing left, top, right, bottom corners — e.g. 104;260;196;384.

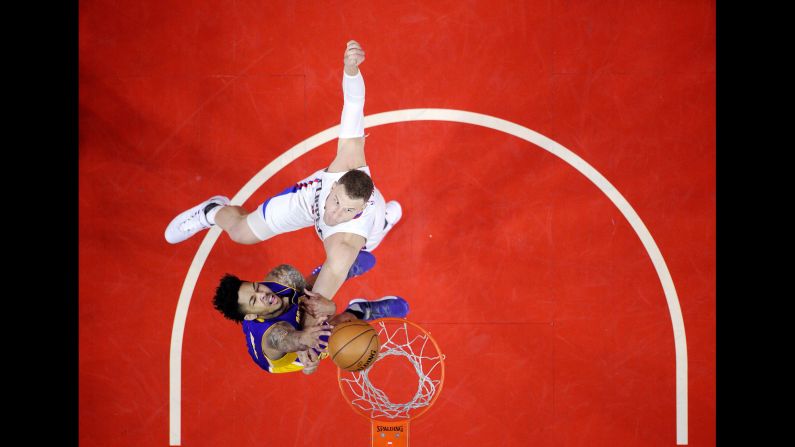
169;108;688;445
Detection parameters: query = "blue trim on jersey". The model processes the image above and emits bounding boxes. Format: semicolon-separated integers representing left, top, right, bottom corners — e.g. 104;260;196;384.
260;184;299;220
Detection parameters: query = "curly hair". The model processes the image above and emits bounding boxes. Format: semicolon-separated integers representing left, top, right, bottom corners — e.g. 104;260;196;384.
213;266;306;324
337;169;374;201
212;273;245;323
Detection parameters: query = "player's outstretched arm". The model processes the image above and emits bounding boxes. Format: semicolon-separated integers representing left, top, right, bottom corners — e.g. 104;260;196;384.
329;40;367;173
311;231;366;301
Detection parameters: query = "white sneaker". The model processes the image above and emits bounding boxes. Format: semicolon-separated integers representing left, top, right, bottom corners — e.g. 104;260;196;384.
164;195;230;244
384;200;402;230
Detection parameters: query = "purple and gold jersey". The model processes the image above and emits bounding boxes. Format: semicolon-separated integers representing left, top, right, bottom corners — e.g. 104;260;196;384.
241;303;305;374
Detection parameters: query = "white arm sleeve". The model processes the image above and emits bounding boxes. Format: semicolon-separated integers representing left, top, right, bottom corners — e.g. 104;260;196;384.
339;71;365;138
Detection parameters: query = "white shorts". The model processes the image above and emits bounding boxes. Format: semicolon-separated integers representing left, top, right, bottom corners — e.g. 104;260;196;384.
245;185;389;252
245;188;313;241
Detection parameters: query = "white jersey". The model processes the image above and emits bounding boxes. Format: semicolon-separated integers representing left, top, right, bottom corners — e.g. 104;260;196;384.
253;166;387;251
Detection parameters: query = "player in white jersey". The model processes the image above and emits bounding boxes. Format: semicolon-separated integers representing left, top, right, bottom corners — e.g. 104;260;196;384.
165;40;401;301
252;165;388;252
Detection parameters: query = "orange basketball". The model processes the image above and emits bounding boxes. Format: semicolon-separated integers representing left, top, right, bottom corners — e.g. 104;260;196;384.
328;320;380;372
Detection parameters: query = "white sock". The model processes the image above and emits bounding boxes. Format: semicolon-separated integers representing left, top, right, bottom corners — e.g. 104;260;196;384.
205;204;224;225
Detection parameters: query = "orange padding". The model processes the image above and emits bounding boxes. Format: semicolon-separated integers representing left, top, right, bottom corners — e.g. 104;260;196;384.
371;420;409;447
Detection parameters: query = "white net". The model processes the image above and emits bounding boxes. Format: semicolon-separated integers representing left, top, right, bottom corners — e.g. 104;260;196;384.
339;319;445;420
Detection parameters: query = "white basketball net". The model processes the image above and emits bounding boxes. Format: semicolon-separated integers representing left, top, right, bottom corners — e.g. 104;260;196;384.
339;320;445;419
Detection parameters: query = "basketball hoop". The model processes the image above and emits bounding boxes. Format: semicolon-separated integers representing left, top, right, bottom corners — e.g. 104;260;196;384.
337;318;446;447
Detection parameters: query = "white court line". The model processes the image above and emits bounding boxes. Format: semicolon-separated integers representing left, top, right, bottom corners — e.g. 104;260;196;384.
169;109;688;445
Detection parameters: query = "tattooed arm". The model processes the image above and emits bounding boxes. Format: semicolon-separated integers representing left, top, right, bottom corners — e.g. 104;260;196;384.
261;321;332;360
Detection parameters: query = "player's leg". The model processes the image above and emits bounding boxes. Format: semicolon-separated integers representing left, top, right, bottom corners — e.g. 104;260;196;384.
214;205;273;245
164;195;231;244
164;195;275;244
165;183;312;244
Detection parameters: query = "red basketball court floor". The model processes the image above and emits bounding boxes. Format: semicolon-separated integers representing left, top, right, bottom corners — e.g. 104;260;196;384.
79;1;715;445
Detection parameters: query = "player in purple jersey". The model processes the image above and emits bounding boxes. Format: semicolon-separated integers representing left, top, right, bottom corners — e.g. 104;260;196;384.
166;40;401;304
212;264;409;375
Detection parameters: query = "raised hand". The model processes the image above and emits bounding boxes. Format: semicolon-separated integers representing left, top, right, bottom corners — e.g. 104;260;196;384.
343;40;365;74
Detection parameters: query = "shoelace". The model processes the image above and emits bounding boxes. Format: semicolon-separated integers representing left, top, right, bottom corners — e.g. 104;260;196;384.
178;209;206;232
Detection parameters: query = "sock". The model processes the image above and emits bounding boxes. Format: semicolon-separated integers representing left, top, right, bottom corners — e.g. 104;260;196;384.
204;202;223;225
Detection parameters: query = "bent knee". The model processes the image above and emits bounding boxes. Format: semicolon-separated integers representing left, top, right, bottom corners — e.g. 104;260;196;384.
227;219;264;245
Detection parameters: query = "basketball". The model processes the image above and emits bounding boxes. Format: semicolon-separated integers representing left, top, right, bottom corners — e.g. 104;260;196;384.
328;320;380;372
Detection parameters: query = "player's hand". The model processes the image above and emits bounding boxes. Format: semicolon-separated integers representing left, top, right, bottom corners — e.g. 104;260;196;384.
297;350;320;375
300;289;337;317
298;325;332;351
343;40;365;69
